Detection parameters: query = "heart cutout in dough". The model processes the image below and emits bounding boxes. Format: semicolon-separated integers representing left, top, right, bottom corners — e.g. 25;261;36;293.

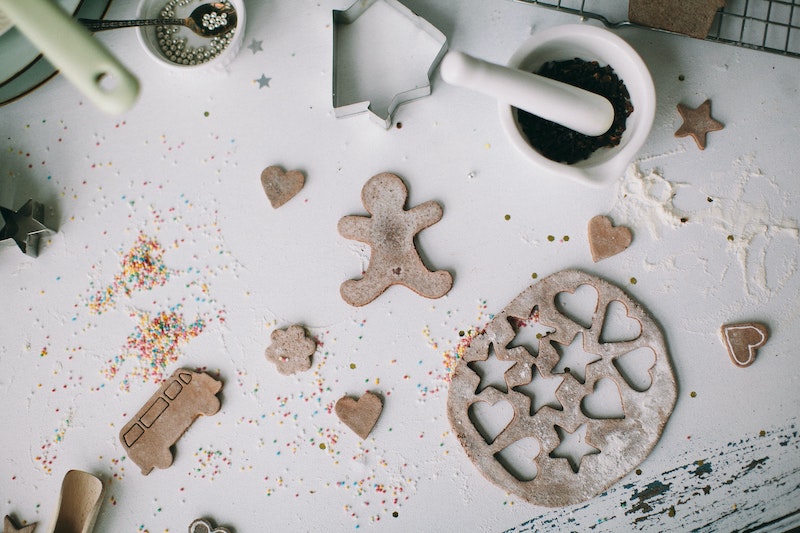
555;283;598;329
335;391;383;439
260;165;305;208
600;300;642;343
494;437;541;481
721;322;768;368
588;215;632;262
581;377;625;419
613;346;655;392
468;399;514;444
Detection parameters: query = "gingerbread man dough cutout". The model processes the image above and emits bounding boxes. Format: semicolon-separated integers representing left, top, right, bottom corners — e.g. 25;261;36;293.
338;173;453;306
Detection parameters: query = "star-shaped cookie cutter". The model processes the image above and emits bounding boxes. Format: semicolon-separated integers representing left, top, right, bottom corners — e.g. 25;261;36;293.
332;0;448;128
0;199;53;257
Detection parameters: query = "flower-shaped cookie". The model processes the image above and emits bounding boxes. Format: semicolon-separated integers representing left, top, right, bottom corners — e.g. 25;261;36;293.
265;325;316;375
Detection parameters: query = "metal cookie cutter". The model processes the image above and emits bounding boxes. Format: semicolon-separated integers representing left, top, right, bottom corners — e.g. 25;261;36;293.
332;0;447;128
0;199;53;256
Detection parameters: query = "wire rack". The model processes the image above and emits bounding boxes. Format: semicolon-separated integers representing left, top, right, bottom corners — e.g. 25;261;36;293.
514;0;800;59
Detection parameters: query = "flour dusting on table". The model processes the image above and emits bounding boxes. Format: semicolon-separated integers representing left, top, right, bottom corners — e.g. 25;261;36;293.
615;158;799;301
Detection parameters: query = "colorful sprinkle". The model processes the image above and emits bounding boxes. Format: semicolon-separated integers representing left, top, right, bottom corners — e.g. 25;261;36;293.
87;233;170;314
102;306;205;389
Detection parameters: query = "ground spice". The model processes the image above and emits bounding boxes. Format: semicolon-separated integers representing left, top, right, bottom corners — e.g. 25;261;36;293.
517;58;633;164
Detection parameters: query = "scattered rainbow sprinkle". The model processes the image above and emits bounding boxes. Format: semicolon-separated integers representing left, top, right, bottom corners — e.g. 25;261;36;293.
87;233;171;314
190;446;232;481
34;410;73;474
103;305;205;390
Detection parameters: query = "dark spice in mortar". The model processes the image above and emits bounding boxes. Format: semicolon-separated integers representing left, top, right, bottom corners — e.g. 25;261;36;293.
517;58;633;164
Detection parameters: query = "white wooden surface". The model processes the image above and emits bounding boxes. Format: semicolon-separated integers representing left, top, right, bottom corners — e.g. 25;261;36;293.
1;1;799;531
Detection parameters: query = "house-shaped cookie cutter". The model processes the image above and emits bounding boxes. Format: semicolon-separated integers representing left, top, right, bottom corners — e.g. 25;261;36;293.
332;0;448;128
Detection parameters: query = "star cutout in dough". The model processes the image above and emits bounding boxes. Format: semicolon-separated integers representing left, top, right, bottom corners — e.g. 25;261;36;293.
549;423;600;473
247;38;263;54
256;74;271;88
674;99;724;150
0;199;52;256
3;515;37;533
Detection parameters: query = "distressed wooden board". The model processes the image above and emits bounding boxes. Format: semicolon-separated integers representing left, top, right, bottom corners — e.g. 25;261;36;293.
503;417;800;530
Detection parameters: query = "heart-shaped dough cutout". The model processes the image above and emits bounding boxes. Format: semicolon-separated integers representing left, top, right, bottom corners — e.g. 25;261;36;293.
335;391;383;439
588;215;632;262
600;300;642;343
613;346;655;392
721;322;768;368
581;378;625;419
468;399;514;444
261;165;305;209
555;283;598;329
494;437;541;481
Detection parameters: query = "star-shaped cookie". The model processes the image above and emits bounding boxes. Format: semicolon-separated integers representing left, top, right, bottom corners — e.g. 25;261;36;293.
3;515;37;533
675;99;724;150
0;199;52;256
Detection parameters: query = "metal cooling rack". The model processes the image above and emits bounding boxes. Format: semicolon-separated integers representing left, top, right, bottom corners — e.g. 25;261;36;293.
514;0;800;59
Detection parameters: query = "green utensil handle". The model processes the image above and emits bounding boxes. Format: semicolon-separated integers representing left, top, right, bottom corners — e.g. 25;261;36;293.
0;0;139;114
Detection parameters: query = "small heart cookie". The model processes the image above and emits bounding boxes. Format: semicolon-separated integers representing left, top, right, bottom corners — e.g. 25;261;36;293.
588;215;632;262
335;391;383;439
721;322;768;368
260;165;305;208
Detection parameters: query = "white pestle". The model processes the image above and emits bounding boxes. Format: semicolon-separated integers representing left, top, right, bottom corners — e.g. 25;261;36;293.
440;50;615;137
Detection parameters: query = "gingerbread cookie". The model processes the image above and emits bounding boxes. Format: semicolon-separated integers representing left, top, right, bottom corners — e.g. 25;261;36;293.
675;99;724;150
447;270;677;507
335;391;383;439
721;322;768;368
338;173;453;306
261;165;305;208
265;325;316;375
587;215;632;262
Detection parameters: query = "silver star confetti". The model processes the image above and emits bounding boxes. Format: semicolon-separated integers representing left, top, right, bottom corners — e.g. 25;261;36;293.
247;38;264;54
256;74;271;88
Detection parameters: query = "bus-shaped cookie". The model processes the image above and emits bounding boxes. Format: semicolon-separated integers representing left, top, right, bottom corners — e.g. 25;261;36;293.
120;368;222;475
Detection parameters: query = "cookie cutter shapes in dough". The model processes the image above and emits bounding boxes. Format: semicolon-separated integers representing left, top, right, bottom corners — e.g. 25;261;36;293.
332;0;447;128
447;269;677;507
